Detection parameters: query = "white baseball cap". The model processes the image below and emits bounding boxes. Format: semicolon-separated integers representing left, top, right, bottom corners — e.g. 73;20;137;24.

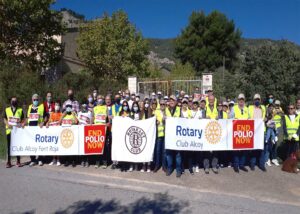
238;93;245;100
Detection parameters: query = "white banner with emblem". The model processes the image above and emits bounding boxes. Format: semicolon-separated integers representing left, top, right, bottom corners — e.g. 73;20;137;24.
11;126;80;156
165;118;264;151
111;116;156;163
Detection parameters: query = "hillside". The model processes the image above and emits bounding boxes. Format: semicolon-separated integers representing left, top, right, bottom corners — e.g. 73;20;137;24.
147;38;300;64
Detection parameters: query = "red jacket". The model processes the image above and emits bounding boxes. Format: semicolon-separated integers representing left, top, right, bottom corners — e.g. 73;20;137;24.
43;102;55;113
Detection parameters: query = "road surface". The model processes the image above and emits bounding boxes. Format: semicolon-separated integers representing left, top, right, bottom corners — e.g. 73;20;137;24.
0;160;299;214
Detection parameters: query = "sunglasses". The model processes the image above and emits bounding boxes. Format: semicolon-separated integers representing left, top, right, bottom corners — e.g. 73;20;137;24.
33;99;38;101
288;108;295;110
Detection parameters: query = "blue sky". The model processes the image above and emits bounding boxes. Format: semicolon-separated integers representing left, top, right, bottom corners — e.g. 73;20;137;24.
52;0;300;45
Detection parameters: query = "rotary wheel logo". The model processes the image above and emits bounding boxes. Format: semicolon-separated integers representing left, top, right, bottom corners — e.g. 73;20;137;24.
125;126;147;154
60;129;74;149
205;121;222;144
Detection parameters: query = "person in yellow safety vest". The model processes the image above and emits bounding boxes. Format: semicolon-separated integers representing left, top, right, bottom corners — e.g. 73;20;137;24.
248;94;268;171
206;95;218;119
232;93;253;173
3;96;25;168
205;89;217;109
282;104;300;159
93;95;108;169
165;95;182;178
222;101;230;115
217;102;228;119
203;95;220;174
112;94;122;117
153;99;168;172
273;100;284;130
26;93;47;167
181;98;192;118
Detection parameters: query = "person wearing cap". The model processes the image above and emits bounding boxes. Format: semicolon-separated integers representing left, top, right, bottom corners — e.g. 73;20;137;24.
264;103;280;167
206;95;218;119
151;92;156;101
157;91;163;100
93;94;108;169
26;94;47;167
77;102;93;168
46;100;63;166
231;93;249;173
248;94;267;171
202;95;220;174
217;102;228;119
165;95;182;178
181;98;192;119
3;96;25;168
180;98;194;174
60;101;79;167
228;101;235;118
282;104;300;160
190;99;204;173
153;99;167;172
205;89;217;109
222;101;229;113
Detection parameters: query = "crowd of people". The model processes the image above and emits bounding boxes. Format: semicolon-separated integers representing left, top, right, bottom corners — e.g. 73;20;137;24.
3;88;300;177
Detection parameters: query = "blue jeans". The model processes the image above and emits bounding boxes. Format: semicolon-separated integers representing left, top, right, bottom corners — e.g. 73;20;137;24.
154;137;166;169
233;151;246;168
265;128;275;142
249;150;265;168
166;150;182;174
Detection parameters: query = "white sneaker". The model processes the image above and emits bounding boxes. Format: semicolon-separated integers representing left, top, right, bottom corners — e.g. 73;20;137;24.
147;169;151;173
49;161;54;166
195;166;200;173
57;161;61;166
29;162;36;167
38;161;43;166
266;159;272;167
271;159;279;166
140;169;145;172
128;167;133;172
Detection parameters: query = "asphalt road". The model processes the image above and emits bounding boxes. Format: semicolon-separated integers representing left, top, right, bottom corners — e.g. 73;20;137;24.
1;160;300;214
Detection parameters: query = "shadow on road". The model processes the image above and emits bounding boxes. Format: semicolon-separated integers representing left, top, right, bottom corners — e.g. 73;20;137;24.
55;192;189;214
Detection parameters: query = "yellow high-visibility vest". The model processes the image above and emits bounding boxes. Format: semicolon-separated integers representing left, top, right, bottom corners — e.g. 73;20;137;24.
165;106;181;117
155;109;165;137
284;115;300;141
248;105;266;119
206;106;218;119
273;114;282;128
27;104;44;125
5;107;23;135
233;105;249;119
93;105;108;124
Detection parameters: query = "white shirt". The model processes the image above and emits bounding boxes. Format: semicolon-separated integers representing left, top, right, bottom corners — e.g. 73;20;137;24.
191;110;203;119
289;114;296;123
78;111;92;125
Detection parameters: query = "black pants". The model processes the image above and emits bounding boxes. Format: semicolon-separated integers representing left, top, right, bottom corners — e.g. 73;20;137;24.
7;134;20;163
285;140;299;158
102;130;112;165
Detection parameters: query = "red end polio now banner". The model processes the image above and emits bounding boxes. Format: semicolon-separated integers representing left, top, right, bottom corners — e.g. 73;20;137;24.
84;125;106;154
232;120;254;149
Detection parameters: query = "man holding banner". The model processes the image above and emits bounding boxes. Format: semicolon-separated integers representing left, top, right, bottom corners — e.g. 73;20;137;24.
232;93;250;173
248;94;267;172
165;95;182;178
26;94;47;167
93;95;108;168
3;96;25;168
